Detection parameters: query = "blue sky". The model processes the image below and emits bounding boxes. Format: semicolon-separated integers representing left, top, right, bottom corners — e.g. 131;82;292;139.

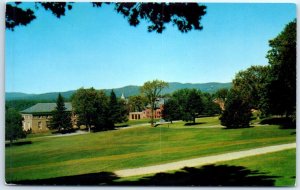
5;3;296;93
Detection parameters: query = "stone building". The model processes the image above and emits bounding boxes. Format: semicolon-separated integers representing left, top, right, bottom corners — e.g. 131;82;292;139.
21;103;75;133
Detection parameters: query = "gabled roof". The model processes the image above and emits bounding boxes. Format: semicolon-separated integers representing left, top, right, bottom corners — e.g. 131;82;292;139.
21;103;72;114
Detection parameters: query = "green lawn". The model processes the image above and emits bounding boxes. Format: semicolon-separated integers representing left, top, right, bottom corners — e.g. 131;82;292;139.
218;149;296;186
6;116;296;183
115;118;160;127
118;149;295;186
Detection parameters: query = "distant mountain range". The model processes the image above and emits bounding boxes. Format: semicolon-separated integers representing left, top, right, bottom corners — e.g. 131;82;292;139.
6;82;232;101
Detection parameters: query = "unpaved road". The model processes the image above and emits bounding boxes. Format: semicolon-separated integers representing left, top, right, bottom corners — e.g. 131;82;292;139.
115;143;296;177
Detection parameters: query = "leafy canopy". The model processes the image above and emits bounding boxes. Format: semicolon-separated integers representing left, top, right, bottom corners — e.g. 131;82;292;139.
6;2;206;33
141;79;168;127
5;107;25;143
266;19;296;117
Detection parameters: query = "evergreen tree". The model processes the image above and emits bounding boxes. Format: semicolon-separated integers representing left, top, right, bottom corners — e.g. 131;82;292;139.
108;90;128;128
50;93;72;133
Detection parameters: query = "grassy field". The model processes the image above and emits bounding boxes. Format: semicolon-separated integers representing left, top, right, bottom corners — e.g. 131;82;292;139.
5;116;296;184
115;118;160;127
117;149;295;186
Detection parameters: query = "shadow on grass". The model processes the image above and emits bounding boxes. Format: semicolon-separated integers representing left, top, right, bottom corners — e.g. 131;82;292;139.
52;128;76;134
184;122;206;126
5;141;32;147
115;124;129;128
11;172;119;186
118;164;279;186
260;117;295;129
222;125;254;130
11;165;279;186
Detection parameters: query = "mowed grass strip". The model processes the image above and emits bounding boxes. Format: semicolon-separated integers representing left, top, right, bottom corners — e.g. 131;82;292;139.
218;149;296;186
6;117;296;182
117;149;296;187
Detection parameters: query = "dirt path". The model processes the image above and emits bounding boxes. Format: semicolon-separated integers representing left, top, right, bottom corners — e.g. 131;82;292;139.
115;143;296;177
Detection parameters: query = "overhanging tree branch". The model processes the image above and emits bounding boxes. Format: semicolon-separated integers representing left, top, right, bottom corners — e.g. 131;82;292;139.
6;2;206;33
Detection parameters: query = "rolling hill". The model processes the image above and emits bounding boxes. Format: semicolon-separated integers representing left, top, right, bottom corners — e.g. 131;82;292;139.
6;82;232;101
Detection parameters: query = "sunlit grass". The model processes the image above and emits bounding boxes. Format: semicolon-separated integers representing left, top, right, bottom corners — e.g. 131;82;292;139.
6;117;295;182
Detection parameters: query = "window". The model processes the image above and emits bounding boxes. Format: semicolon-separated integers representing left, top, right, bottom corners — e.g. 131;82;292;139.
46;121;50;128
38;121;42;129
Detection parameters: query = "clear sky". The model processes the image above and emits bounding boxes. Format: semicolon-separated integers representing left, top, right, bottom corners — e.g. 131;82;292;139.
5;3;296;94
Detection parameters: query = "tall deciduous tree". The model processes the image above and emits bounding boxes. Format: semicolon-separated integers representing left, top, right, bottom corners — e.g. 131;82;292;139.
169;88;205;123
5;107;25;144
141;80;168;127
232;65;270;115
128;95;147;112
72;88;109;132
266;19;296;117
6;2;206;33
50;93;72;133
185;89;204;123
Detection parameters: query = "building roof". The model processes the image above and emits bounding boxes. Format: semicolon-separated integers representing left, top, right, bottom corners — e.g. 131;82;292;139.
21;103;72;114
146;98;165;108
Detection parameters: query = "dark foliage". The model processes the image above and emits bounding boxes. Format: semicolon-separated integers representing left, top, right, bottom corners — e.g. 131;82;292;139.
115;3;206;33
11;165;278;186
220;89;252;129
72;88;127;132
260;117;295;129
5;107;26;144
232;65;270;114
71;88;106;132
202;92;221;116
40;2;73;18
185;89;204;123
162;98;181;123
6;4;36;30
266;20;296;117
50;93;72;133
107;90;128;128
6;2;206;33
164;88;219;124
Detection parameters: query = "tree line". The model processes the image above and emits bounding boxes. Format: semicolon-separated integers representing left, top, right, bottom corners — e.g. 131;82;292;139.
220;20;296;128
162;88;222;124
68;88;128;132
5;19;295;142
